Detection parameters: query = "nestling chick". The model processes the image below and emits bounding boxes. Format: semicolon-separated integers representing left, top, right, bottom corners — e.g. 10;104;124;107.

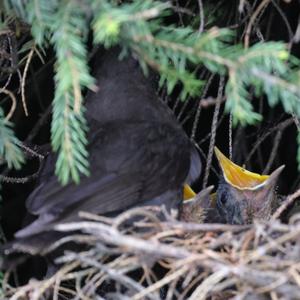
181;185;214;223
181;148;284;225
214;147;284;224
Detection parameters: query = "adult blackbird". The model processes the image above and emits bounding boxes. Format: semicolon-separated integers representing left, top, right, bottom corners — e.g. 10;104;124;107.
4;48;201;256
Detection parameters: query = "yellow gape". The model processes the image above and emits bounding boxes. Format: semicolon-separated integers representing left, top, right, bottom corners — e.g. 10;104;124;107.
214;147;269;190
183;184;196;200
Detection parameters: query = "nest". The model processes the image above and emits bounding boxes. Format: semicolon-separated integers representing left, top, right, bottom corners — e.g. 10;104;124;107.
2;205;300;300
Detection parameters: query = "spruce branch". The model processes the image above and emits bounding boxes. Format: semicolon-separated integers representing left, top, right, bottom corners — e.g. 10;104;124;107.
2;0;300;182
24;0;57;45
92;0;300;125
0;108;24;170
3;1;95;183
50;1;94;184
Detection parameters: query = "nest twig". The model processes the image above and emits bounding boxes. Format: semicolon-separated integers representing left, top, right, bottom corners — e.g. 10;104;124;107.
3;207;300;300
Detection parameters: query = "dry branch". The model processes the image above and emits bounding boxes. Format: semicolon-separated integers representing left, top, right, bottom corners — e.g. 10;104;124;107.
3;206;300;299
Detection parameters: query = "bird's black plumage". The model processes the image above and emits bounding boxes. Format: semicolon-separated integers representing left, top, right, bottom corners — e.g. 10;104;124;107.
5;48;201;255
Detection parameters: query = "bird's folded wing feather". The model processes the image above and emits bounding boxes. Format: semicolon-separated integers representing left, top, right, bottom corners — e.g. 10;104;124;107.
17;121;191;238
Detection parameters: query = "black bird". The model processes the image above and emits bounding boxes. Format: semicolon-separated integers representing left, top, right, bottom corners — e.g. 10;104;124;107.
4;48;201;256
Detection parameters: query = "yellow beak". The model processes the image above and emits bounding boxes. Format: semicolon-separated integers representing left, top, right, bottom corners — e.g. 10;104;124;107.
183;184;196;200
184;146;273;199
214;147;269;190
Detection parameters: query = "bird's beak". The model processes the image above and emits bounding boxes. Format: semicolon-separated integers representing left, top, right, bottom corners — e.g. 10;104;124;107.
214;147;280;191
183;185;214;206
183;184;196;200
263;165;285;188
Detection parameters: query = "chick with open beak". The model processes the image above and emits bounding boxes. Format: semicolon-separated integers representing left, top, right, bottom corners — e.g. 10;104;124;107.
214;147;285;225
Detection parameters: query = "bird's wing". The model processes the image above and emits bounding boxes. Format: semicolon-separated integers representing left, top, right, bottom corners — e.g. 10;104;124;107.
15;172;143;238
17;121;191;238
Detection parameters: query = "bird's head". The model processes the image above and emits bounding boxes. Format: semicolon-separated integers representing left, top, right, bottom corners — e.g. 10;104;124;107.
214;147;284;224
181;185;214;223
